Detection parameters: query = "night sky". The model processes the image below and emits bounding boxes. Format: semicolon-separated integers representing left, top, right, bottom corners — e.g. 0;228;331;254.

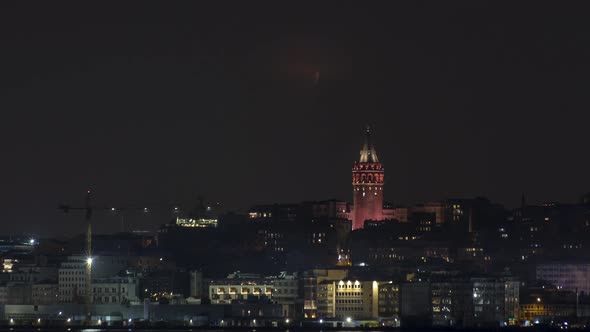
1;2;589;236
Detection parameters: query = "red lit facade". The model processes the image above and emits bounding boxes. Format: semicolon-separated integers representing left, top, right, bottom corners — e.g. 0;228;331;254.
352;127;384;230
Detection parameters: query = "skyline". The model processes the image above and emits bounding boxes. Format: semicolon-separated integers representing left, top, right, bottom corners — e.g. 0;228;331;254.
17;125;590;238
1;2;589;235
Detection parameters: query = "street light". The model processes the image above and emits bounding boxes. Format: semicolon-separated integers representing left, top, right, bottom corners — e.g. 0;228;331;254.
346;317;352;323
87;257;93;265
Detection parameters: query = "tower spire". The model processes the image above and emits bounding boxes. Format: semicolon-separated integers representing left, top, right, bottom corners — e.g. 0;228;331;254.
359;125;379;163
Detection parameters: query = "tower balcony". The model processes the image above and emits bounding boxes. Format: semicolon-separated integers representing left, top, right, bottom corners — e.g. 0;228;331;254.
352;162;383;171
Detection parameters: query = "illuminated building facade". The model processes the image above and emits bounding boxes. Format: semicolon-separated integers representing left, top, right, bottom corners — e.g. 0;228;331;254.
317;279;381;319
209;272;299;317
303;269;349;319
352;127;384;230
175;217;217;228
519;286;578;323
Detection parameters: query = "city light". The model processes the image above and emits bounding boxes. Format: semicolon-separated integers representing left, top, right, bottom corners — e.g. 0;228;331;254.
4;72;589;329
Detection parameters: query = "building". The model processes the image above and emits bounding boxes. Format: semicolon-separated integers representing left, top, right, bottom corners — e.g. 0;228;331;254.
465;277;519;327
0;236;36;254
248;204;299;223
92;275;140;304
58;255;129;303
352;126;385;230
189;270;205;299
431;281;467;327
377;283;400;325
400;282;431;328
446;197;506;234
8;266;58;284
536;262;590;294
269;273;300;317
1;303;286;326
175;216;217;228
316;279;380;320
520;286;578;324
139;270;190;300
0;286;7;304
0;282;32;304
209;272;299;317
32;283;59;305
303;269;349;319
159;199;219;230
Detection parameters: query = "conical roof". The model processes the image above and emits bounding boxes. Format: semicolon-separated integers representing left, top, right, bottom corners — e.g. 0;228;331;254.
359;125;379;163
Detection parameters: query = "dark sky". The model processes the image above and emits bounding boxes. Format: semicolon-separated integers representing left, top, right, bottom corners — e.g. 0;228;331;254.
1;2;589;236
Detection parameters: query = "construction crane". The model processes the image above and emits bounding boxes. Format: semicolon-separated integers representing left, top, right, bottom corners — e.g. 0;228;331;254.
58;191;186;321
57;190;93;320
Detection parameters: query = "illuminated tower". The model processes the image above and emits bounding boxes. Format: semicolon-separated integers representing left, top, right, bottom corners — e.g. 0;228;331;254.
352;126;384;230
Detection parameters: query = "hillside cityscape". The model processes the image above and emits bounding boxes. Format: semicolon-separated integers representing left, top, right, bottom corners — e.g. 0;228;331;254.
1;128;589;329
